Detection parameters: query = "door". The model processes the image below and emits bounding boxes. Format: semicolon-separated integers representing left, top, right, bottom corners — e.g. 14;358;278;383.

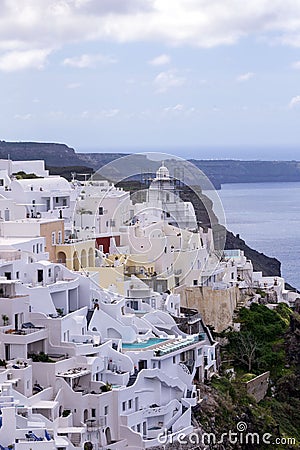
5;344;10;360
37;270;43;283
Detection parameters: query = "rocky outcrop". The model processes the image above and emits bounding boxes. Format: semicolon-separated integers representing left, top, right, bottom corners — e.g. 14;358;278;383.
225;231;281;277
0;140;84;167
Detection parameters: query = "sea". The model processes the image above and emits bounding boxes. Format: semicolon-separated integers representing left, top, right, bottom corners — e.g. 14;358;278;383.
217;182;300;290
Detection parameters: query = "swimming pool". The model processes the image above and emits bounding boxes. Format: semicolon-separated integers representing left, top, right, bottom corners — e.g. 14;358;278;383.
122;338;167;350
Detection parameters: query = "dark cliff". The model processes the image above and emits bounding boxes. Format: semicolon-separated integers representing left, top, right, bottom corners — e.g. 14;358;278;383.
1;141;300;188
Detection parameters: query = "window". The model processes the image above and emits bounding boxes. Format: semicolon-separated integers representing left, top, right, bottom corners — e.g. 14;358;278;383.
198;348;202;356
91;408;96;417
16;271;19;279
52;232;56;245
137;424;141;433
128;399;132;409
40;243;43;252
0;179;4;186
122;401;126;411
63;330;69;341
99;207;104;215
4;209;10;221
104;406;108;415
173;356;176;363
110;219;115;227
58;231;62;244
231;272;234;280
193;279;198;286
48;268;51;277
32;245;35;253
55;197;59;203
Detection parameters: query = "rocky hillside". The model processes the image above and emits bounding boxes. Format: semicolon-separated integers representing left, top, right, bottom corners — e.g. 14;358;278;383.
0;141;84;167
155;305;300;450
2;141;300;189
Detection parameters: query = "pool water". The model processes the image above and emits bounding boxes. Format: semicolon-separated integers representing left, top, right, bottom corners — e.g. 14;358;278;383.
122;338;167;350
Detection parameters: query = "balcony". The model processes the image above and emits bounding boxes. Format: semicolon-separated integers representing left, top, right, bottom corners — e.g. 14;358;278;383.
2;326;47;344
85;416;107;431
0;250;21;263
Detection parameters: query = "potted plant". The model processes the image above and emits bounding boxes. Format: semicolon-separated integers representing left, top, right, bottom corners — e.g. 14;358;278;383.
84;442;93;450
2;314;9;326
101;382;112;393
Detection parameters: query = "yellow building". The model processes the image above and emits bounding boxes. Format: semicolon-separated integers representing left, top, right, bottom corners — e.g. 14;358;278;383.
56;239;95;270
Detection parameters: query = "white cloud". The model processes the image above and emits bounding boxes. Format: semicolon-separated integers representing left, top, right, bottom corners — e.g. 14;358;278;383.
291;60;300;69
236;72;255;82
63;53;117;68
0;49;50;72
48;111;66;119
289;95;300;108
67;82;81;89
14;113;33;120
164;104;184;113
81;109;120;119
0;0;300;71
163;104;197;116
154;70;186;93
149;54;171;66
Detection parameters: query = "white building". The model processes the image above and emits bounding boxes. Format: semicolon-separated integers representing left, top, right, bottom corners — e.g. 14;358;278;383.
0;160;218;449
0;159;295;450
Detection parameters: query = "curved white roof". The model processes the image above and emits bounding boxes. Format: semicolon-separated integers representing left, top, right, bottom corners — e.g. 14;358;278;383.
16;176;71;192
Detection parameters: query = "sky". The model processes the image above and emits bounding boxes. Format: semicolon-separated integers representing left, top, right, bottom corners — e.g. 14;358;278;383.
2;0;300;159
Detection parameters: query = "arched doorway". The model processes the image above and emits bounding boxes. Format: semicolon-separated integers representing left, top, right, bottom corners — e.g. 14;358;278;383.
105;427;112;445
73;252;80;271
57;251;66;264
83;409;88;422
81;249;87;268
88;247;94;267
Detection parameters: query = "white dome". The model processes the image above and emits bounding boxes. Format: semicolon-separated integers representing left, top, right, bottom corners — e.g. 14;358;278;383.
156;163;170;180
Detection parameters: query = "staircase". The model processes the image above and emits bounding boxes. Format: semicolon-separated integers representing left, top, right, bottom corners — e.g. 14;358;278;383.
127;373;138;387
86;309;94;326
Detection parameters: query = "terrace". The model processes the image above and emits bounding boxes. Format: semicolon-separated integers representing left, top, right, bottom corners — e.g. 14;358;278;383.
1;324;48;346
153;334;205;357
